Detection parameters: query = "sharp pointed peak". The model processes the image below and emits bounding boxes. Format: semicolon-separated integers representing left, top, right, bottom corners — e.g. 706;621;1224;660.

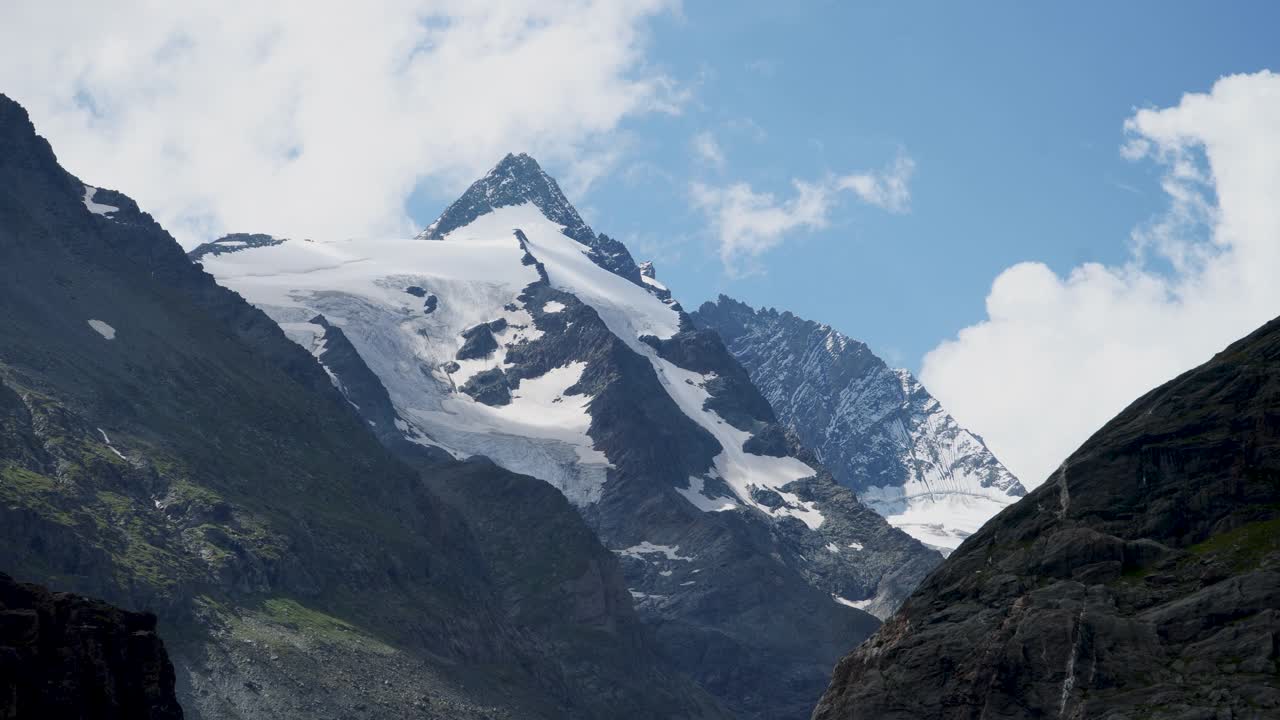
418;151;588;241
418;152;646;286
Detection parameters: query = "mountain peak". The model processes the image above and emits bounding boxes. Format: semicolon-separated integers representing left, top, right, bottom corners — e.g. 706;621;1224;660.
419;153;646;285
418;152;591;243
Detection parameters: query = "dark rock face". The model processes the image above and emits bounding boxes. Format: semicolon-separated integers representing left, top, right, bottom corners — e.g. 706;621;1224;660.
457;323;499;360
0;572;184;719
419;153;644;284
460;367;511;406
813;317;1280;720
419;459;728;720
187;233;285;262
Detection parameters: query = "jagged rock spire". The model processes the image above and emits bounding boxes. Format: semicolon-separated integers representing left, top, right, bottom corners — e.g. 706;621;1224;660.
418;153;593;242
421;153;645;285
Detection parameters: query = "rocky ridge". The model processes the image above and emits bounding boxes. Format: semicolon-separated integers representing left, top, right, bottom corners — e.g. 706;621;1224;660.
813;314;1280;719
694;296;1023;552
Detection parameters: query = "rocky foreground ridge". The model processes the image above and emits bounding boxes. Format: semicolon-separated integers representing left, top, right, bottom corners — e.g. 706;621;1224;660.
813;315;1280;719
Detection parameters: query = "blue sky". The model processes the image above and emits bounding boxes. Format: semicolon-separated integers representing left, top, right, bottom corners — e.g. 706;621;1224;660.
9;2;1280;483
408;1;1280;371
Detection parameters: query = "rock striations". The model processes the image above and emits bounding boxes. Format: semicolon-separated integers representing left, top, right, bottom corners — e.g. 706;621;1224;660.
813;315;1280;719
694;296;1024;553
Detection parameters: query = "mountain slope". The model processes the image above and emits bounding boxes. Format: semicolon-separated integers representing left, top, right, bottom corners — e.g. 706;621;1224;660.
197;153;940;718
813;316;1280;719
694;296;1024;552
0;93;722;720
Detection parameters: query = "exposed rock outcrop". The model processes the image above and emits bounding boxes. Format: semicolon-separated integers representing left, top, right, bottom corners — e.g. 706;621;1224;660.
0;572;184;719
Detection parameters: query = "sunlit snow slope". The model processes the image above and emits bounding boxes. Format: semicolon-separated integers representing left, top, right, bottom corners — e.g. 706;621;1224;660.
202;203;820;523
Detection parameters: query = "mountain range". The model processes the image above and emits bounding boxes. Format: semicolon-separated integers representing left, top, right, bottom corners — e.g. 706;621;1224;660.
193;151;942;717
0;93;723;720
2;95;943;720
5;86;1276;720
693;297;1024;553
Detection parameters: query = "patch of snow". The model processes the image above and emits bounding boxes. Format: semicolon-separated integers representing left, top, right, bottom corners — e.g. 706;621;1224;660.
507;204;681;345
87;319;116;340
617;542;694;562
82;185;118;216
679;581;696;587
675;475;738;512
861;484;1006;551
541;300;566;314
826;543;841;554
847;541;864;551
650;358;824;529
640;273;668;292
659;570;673;577
833;595;876;611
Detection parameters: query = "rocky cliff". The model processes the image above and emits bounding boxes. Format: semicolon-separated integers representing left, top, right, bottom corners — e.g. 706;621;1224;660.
0;572;184;719
813;315;1280;719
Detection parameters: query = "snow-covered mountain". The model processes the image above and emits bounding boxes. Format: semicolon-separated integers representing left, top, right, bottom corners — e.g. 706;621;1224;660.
693;297;1024;554
194;153;939;719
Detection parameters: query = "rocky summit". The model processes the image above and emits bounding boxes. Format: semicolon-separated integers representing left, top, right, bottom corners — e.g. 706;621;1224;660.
694;296;1024;553
813;315;1280;719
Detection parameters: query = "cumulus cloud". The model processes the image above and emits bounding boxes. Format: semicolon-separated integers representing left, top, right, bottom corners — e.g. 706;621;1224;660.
0;0;679;246
921;70;1280;488
692;130;726;169
692;152;914;273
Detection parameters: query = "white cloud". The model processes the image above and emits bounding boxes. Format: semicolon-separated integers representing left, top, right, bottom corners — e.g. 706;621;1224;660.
0;0;679;247
692;131;726;169
836;154;914;213
921;70;1280;488
692;152;914;274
